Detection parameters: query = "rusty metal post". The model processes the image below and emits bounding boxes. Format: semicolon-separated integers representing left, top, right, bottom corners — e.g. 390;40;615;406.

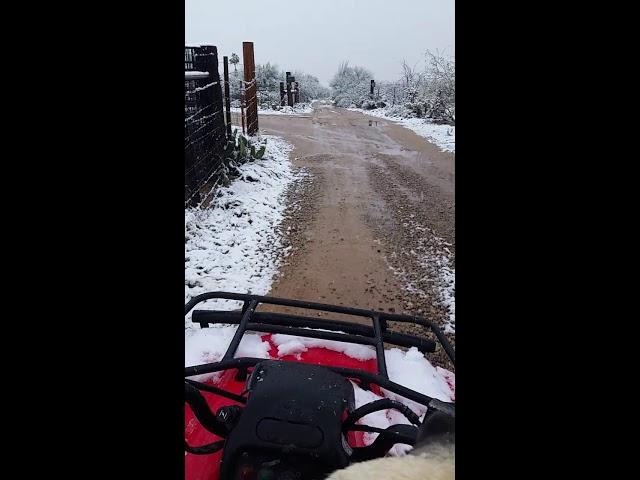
242;41;258;135
280;81;285;106
223;56;232;138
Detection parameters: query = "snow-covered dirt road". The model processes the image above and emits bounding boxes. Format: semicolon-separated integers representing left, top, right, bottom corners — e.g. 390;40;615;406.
184;106;455;458
259;103;455;364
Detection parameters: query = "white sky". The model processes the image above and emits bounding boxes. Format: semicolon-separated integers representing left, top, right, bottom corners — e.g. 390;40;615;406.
185;0;454;86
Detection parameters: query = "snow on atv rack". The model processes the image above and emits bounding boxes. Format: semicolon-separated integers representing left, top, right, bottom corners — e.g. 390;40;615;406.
185;291;455;415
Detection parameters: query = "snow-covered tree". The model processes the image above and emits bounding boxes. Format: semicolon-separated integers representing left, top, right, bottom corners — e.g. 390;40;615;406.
228;67;244;103
400;59;423;103
292;71;331;103
255;62;283;106
329;62;373;107
329;52;455;125
421;50;455;124
229;53;240;72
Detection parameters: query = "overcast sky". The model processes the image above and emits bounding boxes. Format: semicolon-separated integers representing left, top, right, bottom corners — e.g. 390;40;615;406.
185;0;454;86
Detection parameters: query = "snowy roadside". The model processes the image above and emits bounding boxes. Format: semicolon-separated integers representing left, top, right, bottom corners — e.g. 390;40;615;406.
383;224;455;334
184;134;299;332
230;102;313;117
349;107;455;153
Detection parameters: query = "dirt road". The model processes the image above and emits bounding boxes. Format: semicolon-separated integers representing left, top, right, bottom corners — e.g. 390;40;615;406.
260;103;455;360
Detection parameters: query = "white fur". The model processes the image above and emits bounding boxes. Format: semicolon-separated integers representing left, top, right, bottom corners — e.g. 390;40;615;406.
327;444;454;480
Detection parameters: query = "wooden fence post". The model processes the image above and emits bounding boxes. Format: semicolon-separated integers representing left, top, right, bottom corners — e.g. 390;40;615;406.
242;41;258;135
286;83;293;107
285;72;293;107
294;81;300;103
280;81;285;106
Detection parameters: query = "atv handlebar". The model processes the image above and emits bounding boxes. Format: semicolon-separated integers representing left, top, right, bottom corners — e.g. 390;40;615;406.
185;382;230;438
185;376;432;459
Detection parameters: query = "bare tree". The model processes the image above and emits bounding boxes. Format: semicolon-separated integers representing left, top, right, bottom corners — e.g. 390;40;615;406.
400;59;422;103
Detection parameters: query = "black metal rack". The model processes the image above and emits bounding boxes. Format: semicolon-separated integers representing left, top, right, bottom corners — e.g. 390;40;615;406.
185;292;455;414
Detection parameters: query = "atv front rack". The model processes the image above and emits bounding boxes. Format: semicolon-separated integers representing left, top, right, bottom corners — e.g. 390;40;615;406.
185;292;455;414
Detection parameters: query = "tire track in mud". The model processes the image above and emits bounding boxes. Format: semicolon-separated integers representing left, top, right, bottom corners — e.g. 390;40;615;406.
374;154;455;249
365;156;455;366
275;166;324;281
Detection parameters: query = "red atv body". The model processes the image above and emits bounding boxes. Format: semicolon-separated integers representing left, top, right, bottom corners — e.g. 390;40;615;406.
184;292;455;480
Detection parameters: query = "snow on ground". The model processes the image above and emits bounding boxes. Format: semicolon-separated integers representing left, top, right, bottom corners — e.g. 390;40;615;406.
184;134;296;330
230;102;313;117
434;253;455;332
348;107;455;153
383;222;455;334
258;103;313;116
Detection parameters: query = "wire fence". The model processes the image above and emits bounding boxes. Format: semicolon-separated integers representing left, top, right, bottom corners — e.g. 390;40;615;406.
184;45;228;207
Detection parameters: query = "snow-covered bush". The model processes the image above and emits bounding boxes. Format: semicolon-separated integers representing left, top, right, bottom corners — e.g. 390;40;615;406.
334;97;354;108
405;102;426;118
361;99;377;110
333;51;455;125
384;104;415;118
